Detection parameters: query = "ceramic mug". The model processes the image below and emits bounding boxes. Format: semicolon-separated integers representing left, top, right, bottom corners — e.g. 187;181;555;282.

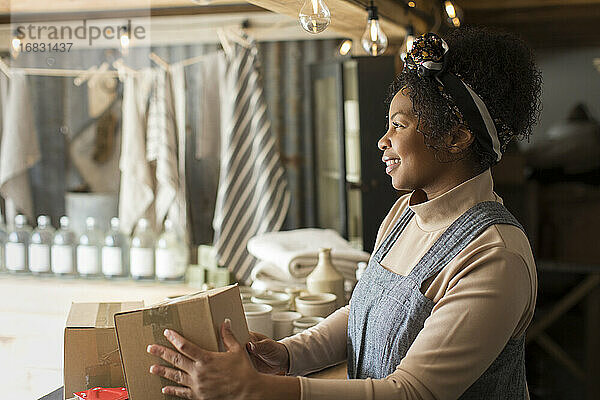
251;291;291;311
243;303;273;338
292;316;325;334
295;293;337;318
239;286;260;303
271;311;302;340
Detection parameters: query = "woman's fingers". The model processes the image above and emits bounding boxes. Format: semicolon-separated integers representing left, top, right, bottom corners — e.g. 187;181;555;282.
147;344;195;373
221;318;242;352
161;385;194;399
164;329;208;362
248;331;269;342
149;364;192;387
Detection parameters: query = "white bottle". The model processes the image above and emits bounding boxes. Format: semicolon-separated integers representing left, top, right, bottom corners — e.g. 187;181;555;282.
77;217;102;277
6;214;31;273
155;219;189;281
29;215;55;274
102;217;129;278
130;218;155;280
52;216;77;276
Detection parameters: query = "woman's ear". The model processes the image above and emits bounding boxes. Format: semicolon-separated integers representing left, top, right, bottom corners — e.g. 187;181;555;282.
446;125;474;153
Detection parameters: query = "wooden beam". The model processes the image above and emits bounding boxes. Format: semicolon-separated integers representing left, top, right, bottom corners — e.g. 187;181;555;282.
459;0;600;11
3;5;266;23
465;3;600;25
246;0;436;45
0;12;346;50
464;3;600;48
0;0;246;14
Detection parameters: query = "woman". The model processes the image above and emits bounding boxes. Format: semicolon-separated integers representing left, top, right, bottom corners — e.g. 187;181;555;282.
147;26;542;399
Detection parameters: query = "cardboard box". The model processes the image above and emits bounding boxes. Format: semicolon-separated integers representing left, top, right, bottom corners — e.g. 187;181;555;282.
114;284;250;400
64;301;144;399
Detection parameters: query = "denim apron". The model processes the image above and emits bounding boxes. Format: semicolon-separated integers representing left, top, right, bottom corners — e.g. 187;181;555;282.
348;201;528;399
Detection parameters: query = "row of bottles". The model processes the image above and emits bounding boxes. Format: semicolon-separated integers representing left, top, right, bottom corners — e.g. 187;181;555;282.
0;215;189;281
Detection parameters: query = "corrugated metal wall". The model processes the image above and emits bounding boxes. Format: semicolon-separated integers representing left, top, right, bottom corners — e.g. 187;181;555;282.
19;38;341;245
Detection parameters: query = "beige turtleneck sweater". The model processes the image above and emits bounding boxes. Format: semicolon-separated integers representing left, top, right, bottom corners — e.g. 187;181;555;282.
280;169;537;400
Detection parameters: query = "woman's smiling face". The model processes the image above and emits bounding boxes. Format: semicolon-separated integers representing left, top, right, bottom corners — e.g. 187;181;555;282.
378;88;444;192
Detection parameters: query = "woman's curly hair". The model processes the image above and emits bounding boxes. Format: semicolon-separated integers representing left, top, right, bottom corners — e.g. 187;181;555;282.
387;26;543;171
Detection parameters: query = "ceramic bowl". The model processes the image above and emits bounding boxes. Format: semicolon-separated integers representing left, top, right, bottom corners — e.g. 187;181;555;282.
251;291;291;311
295;293;337;318
239;286;260;303
292;316;325;334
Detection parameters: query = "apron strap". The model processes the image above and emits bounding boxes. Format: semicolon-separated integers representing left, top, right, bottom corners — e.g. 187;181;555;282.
372;206;415;263
408;201;525;284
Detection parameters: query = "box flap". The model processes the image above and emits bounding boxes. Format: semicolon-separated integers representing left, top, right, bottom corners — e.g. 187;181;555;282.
207;285;250;352
114;284;246;400
67;302;144;328
143;284;238;309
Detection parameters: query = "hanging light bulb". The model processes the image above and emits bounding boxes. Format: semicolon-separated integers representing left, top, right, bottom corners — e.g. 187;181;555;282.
407;1;416;7
119;25;130;56
399;25;414;62
11;29;21;59
443;1;463;27
11;39;21;59
444;1;456;18
338;39;352;56
361;1;388;56
299;0;331;34
405;25;415;53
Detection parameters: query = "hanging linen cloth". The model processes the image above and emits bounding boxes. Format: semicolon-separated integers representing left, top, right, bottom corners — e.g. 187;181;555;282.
117;67;155;234
146;66;187;237
0;70;41;224
195;52;223;160
169;63;189;239
213;32;291;284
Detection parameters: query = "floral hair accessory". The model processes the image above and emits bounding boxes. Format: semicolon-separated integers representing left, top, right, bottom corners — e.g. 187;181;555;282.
402;32;502;162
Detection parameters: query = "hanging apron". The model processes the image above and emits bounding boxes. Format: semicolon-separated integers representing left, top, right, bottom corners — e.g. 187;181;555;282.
348;201;528;399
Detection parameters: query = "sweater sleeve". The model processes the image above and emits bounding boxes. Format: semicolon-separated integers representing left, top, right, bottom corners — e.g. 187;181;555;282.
295;246;531;400
280;305;350;376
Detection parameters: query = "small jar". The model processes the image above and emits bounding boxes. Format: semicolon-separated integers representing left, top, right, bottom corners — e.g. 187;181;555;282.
292;316;324;335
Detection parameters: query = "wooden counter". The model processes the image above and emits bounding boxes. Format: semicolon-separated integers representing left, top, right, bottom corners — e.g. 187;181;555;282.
0;274;198;399
1;274;349;399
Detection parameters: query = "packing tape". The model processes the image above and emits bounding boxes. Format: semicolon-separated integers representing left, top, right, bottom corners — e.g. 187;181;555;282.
96;302;123;328
86;303;124;389
143;305;183;400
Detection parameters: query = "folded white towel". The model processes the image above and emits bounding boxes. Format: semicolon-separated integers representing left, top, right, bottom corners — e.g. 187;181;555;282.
250;260;306;284
247;228;369;279
250;261;307;293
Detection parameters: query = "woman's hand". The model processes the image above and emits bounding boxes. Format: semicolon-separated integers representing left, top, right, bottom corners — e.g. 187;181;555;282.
147;319;262;400
246;331;290;375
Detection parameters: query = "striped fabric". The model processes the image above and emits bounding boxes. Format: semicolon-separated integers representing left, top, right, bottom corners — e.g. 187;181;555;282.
213;34;290;284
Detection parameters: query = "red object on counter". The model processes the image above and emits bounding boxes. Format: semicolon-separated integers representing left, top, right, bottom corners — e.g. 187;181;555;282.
73;387;128;400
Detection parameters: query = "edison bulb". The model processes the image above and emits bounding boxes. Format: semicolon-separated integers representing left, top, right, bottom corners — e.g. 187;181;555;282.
405;26;415;53
299;0;331;34
339;39;352;56
361;8;388;56
120;31;130;56
11;37;20;53
444;1;463;27
444;1;456;18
